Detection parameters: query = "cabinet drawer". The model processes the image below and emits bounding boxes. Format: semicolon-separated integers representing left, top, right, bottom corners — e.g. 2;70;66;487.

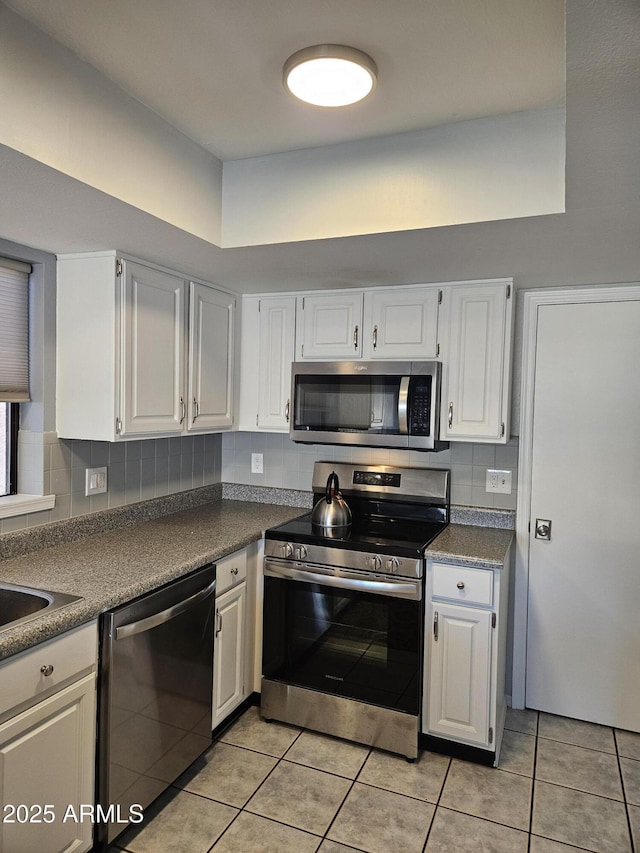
216;549;248;596
432;563;493;606
0;621;97;719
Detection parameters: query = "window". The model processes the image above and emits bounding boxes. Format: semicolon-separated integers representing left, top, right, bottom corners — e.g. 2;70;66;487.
1;403;18;497
0;257;31;497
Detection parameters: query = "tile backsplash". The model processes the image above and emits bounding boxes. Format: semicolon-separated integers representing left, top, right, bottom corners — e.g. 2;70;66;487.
221;432;519;510
1;432;222;534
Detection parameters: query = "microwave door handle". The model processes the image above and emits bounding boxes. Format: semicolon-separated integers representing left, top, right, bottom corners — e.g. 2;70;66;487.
398;376;410;435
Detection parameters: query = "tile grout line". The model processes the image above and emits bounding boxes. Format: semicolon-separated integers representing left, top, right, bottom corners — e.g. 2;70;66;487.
614;728;637;853
527;711;540;852
319;740;372;847
421;754;453;852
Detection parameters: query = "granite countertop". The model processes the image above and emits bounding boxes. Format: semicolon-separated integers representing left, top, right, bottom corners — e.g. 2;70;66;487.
0;499;304;661
426;523;514;568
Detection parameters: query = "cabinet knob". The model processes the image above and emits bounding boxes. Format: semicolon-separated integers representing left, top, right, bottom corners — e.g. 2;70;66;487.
231;566;239;576
40;665;54;677
456;581;465;590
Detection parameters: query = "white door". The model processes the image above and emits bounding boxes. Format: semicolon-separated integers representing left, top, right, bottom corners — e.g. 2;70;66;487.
188;283;235;431
427;602;492;746
258;296;296;429
297;293;363;359
212;583;246;728
440;282;513;443
0;674;96;853
121;261;186;436
526;298;640;730
364;286;440;359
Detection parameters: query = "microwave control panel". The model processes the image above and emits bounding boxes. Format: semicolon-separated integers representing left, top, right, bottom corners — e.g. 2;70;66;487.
408;382;432;435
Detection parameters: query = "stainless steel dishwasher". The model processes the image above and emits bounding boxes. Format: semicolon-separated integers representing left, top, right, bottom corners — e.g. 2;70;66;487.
96;564;216;848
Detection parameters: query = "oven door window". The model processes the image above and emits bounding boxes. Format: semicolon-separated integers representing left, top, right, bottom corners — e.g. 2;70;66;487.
262;576;421;714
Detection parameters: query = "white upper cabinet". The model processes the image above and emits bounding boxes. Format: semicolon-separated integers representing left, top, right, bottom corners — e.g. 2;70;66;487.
121;261;186;436
296;292;363;359
188;283;235;431
439;280;514;443
57;252;235;441
296;285;440;361
238;295;295;431
363;286;440;359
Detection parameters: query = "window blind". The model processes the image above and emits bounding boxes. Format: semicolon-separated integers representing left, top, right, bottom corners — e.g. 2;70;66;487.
0;257;31;402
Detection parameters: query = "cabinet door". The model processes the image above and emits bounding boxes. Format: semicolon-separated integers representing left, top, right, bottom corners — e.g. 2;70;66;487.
0;673;96;853
440;282;513;442
427;602;492;746
258;297;296;430
121;261;186;436
212;583;246;728
188;283;235;431
297;293;363;359
364;287;440;359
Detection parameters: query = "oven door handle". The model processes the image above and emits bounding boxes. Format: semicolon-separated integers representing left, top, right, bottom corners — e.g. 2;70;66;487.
264;562;421;601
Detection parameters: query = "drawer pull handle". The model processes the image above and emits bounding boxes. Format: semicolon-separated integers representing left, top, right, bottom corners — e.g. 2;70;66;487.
456;581;465;590
40;665;54;677
231;567;239;576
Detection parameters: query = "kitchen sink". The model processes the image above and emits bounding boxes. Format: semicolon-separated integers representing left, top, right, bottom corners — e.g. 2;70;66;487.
0;583;82;633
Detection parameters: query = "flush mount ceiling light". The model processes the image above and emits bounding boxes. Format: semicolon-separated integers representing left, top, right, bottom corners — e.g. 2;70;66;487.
283;44;377;107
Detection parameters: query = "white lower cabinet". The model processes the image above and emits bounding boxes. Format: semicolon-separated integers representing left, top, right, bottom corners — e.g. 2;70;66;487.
0;622;97;853
427;603;492;746
212;549;249;728
423;559;510;762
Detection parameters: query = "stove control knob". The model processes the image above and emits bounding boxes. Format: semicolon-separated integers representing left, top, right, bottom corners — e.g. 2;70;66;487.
386;557;400;574
295;545;308;560
368;555;382;571
281;543;294;558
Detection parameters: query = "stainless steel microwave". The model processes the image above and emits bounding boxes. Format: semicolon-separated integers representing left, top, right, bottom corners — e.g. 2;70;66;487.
290;361;448;451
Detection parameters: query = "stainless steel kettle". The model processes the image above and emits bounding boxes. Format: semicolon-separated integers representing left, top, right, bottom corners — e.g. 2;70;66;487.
311;471;352;528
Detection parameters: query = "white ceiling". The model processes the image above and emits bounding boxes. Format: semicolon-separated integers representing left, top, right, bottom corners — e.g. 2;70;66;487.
3;0;565;161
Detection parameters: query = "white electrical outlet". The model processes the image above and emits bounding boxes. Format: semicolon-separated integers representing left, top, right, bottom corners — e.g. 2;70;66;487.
251;453;264;474
486;469;512;494
85;466;108;496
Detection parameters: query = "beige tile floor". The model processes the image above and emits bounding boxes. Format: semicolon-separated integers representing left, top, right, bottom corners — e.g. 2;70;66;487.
111;706;640;853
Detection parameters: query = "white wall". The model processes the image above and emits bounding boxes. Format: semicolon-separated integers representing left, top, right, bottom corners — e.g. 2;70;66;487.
222;108;565;247
0;5;223;245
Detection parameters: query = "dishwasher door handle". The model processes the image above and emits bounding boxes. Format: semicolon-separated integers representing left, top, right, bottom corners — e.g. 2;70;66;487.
115;577;217;640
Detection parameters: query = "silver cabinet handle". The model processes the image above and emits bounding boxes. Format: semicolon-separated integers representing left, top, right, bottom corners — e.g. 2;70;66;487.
372;325;378;350
457;581;465;590
353;325;359;350
179;396;186;424
215;608;222;637
448;402;453;429
40;665;54;677
285;398;290;423
433;611;439;641
193;397;199;422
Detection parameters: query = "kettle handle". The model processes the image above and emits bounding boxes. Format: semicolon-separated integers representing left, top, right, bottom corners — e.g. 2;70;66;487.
326;471;339;504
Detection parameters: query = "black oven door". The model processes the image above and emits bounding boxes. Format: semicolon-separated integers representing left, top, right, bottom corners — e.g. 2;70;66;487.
262;560;423;715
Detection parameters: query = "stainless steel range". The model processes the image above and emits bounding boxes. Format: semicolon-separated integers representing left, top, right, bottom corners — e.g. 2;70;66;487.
261;461;449;760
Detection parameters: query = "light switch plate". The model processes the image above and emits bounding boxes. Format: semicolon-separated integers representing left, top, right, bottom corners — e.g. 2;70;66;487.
486;469;512;494
85;466;108;496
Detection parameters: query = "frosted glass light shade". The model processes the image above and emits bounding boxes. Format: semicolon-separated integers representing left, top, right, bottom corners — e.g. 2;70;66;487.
283;45;377;107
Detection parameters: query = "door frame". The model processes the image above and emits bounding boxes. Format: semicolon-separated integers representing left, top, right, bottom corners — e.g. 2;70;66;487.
512;282;640;709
